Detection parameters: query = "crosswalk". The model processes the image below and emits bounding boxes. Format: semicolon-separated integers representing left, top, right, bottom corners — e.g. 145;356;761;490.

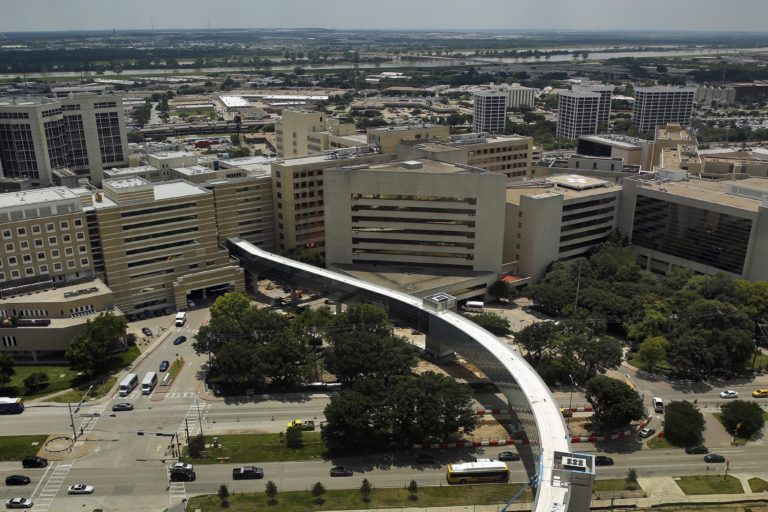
75;404;106;446
179;401;210;439
32;462;72;512
168;480;187;503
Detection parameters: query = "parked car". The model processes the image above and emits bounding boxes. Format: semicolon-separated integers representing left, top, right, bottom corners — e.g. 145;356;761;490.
170;462;193;472
685;446;709;454
498;452;521;461
21;456;47;469
232;466;264;480
594;456;614;466
169;471;195;482
111;403;134;412
330;466;353;477
638;427;656;439
719;390;739;399
752;389;768;398
172;336;186;346
4;476;30;486
5;497;32;509
704;454;726;463
159;360;170;372
416;454;435;464
141;327;153;336
67;484;94;495
324;299;335;305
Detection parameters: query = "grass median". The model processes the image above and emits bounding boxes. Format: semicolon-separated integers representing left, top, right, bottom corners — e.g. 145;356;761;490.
188;483;531;512
674;475;744;495
182;432;325;464
0;435;49;461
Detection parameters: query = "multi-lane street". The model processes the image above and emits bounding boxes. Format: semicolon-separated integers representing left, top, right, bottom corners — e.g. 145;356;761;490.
0;301;767;512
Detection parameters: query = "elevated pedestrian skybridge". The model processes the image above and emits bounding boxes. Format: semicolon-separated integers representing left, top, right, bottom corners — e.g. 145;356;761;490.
227;238;581;512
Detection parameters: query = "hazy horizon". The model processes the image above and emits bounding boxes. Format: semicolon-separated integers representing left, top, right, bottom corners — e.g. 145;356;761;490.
1;0;767;33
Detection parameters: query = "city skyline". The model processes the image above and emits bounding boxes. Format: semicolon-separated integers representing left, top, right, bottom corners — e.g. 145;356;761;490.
1;0;767;33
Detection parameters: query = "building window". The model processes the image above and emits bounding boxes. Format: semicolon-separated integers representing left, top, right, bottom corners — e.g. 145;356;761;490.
39;265;48;274
34;239;43;247
32;225;40;233
63;234;71;242
65;248;74;256
80;257;89;266
76;232;85;240
25;268;34;276
1;230;10;239
67;260;76;269
22;255;31;263
78;245;87;254
16;227;26;236
60;221;69;230
10;270;19;279
8;257;17;266
53;263;62;271
36;252;45;261
48;236;57;245
19;241;29;250
51;250;60;258
46;223;54;232
5;243;13;252
74;219;82;227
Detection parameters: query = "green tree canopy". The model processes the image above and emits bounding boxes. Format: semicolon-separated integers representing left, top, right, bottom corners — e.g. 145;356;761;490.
585;375;644;430
720;400;766;438
325;331;418;384
0;353;15;389
65;313;127;376
635;336;669;373
663;400;705;446
462;312;511;335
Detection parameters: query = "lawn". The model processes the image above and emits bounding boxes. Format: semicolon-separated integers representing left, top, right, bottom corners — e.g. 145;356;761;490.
4;346;140;402
0;435;49;461
626;353;673;376
646;436;680;449
169;357;185;379
748;477;768;492
182;432;325;464
187;483;531;512
674;475;744;495
593;479;641;492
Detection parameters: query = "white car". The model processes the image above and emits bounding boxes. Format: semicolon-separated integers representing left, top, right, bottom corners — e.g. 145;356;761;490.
170;462;193;472
67;484;94;495
5;497;32;509
720;390;739;399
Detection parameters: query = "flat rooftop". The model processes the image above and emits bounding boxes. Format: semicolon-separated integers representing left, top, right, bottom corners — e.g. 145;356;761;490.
1;278;111;304
636;176;768;212
103;165;159;176
354;159;479;175
0;187;79;209
154;181;210;200
579;134;644;150
330;263;494;297
174;165;216;177
506;176;617;204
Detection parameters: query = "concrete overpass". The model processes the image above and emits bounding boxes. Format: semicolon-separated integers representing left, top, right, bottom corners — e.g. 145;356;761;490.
227;238;594;512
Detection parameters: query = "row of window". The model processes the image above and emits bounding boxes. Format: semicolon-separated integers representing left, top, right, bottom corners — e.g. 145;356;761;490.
1;218;83;238
2;246;88;266
0;259;88;281
3;234;86;252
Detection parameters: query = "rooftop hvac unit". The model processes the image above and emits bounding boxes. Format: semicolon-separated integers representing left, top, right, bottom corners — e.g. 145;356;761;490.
401;161;423;170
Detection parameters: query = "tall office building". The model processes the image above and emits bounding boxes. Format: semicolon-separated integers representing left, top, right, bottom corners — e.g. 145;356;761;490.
0;95;128;186
275;110;338;159
574;84;613;129
632;86;696;133
472;90;508;134
556;89;601;140
499;83;536;109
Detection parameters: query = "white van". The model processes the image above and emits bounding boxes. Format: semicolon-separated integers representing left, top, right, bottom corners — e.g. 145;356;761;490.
463;301;484;312
118;373;138;397
141;372;158;395
175;312;187;327
652;397;664;413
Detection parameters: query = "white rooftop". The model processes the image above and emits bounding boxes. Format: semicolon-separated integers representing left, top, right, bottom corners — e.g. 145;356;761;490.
154;181;210;200
219;95;250;108
0;187;79;209
174;165;215;177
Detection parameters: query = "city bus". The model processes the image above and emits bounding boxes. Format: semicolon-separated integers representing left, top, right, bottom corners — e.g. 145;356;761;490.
141;372;158;395
446;460;510;484
118;373;138;397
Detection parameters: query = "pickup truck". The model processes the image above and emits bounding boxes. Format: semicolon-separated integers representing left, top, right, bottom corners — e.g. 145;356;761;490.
232;466;264;480
286;419;315;431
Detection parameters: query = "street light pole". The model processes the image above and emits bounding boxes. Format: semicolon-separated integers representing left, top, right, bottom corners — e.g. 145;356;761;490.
67;402;77;441
195;398;204;438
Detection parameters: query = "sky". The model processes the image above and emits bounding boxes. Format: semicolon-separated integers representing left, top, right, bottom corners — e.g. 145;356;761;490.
0;0;766;33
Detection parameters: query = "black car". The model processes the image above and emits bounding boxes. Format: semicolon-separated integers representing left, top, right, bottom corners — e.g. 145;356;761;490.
159;360;170;372
141;327;153;337
594;456;614;466
704;454;726;463
111;403;134;412
330;466;353;477
324;299;335;305
21;456;47;469
498;452;521;461
416;454;435;464
169;471;196;482
685;446;709;455
5;475;30;486
173;336;186;345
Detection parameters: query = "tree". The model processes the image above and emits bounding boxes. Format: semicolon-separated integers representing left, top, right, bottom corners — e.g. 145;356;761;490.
626;468;640;491
188;434;206;458
584;376;644;430
260;331;312;387
311;482;326;503
208;341;266;388
325;331;418;384
65;313;127;376
569;335;623;382
408;479;419;500
462;312;511;335
517;322;562;365
265;480;278;504
635;336;669;373
488;280;513;301
721;400;766;439
230;133;241;146
218;484;229;507
285;425;303;448
23;372;48;393
0;353;14;389
360;478;372;502
664;400;705;446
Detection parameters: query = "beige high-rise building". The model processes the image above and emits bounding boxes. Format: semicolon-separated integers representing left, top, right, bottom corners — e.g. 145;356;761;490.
91;178;245;315
275;110;340;158
366;124;450;154
324;159;507;273
396;133;533;179
0;187;94;289
472;90;508;134
271;147;396;252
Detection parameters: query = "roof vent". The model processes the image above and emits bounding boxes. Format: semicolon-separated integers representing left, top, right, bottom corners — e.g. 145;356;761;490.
401;160;423;170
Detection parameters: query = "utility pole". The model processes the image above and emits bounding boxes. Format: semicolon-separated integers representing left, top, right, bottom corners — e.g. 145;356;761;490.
67;402;77;441
195;399;204;438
